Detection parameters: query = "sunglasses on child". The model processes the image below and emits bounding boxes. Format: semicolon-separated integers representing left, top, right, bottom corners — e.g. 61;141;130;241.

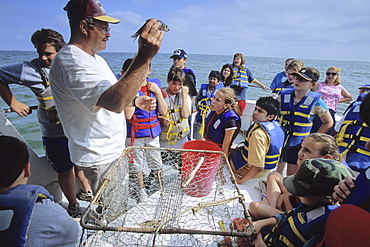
326;72;337;76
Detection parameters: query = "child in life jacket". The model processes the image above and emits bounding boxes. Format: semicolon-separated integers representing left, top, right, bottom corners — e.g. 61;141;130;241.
193;70;223;140
229;96;284;184
253;158;354;247
124;60;167;202
205;87;241;156
0;136;81;246
278;67;333;176
159;67;191;149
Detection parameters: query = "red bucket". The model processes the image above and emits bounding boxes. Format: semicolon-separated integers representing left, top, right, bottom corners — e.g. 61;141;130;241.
181;140;222;197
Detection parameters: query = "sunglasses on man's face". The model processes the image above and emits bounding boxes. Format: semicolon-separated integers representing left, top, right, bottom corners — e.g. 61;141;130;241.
326;72;337;76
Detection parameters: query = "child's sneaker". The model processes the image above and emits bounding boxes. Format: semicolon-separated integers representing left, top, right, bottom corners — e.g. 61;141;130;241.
67;203;84;218
76;189;94;202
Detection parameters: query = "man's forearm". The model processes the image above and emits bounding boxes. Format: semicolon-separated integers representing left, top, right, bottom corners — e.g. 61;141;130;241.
97;19;162;113
97;57;151;113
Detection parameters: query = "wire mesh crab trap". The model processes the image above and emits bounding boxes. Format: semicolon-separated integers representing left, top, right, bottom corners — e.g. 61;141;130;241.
81;143;256;247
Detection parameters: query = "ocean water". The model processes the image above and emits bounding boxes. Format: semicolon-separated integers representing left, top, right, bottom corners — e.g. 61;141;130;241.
1;50;369;155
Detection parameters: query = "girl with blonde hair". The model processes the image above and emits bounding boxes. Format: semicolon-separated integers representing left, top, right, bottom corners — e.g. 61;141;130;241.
205;87;241;156
249;133;343;219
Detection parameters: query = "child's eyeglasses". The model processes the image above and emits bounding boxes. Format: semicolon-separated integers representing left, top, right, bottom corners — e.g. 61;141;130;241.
326;72;337;76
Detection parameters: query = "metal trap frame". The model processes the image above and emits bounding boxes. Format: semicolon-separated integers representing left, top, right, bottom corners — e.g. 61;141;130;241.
81;146;256;246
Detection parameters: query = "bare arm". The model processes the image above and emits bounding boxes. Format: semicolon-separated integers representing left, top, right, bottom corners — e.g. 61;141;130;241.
0;82;30;116
235;165;263;184
252;79;268;90
339;87;352;103
317;110;333;133
222;128;236;157
124;106;135;120
180;86;191;118
276;192;295;211
253;217;277;234
97;19;163;113
235;127;267;184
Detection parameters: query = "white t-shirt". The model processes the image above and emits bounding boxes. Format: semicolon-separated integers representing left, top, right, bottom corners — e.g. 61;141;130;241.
50;44;126;167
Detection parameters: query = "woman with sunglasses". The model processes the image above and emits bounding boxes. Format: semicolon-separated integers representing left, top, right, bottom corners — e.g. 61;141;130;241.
311;66;352;135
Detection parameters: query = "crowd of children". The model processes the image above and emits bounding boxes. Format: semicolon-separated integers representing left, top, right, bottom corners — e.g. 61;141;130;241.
156;52;369;246
2;46;370;246
1;0;369;244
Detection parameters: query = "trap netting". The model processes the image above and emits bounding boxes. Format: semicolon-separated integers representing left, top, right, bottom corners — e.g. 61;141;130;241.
81;146;256;247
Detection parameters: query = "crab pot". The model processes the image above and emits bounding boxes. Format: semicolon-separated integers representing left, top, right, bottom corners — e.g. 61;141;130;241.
181;140;222;197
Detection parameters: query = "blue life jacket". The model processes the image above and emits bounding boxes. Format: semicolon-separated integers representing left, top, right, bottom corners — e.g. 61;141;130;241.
337;101;370;172
230;66;249;89
195;83;224;123
272;80;293;95
126;79;162;139
205;109;241;147
344;167;370;212
233;121;285;170
0;184;53;247
182;67;196;81
263;203;339;247
279;88;321;147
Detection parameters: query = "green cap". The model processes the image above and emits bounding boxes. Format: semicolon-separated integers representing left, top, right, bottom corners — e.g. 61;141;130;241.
283;158;355;197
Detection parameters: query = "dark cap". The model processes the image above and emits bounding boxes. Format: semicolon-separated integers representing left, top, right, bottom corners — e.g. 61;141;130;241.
170;49;187;59
359;83;370;90
64;0;120;23
291;67;320;82
283;158;355;197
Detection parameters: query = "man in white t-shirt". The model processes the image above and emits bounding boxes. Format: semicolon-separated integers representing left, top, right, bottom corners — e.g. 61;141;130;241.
49;0;164;193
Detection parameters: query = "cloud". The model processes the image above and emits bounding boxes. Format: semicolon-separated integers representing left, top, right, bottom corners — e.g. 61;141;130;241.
0;0;369;61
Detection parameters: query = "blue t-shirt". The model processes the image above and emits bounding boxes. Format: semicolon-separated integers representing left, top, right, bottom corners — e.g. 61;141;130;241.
270;71;287;89
26;198;81;246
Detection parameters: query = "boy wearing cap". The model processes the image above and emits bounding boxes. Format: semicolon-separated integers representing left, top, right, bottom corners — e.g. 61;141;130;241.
193;70;224;140
170;49;197;98
278;67;333;176
357;83;370;100
252;158;355;247
0;136;81;246
50;0;164;194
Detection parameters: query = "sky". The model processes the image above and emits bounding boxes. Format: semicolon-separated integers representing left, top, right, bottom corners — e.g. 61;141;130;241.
1;0;370;62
